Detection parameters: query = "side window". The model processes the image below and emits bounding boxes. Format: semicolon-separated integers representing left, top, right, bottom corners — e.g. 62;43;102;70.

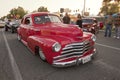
24;17;31;25
34;16;43;24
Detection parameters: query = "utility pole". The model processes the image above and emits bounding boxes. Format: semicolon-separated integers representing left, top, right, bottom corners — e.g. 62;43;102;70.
83;0;86;16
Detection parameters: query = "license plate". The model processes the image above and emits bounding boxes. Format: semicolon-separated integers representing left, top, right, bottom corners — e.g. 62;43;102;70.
82;55;91;64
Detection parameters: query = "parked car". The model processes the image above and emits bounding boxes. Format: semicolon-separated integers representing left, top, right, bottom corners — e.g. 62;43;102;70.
17;12;97;67
5;19;20;33
92;16;104;29
0;20;5;28
82;18;99;34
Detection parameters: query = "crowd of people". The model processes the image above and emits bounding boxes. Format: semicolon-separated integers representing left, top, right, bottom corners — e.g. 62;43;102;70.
104;13;120;39
113;13;120;39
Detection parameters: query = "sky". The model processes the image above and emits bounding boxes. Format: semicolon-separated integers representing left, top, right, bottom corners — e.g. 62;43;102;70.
0;0;103;17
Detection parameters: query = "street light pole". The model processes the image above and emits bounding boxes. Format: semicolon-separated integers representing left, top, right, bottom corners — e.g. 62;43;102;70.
83;0;86;16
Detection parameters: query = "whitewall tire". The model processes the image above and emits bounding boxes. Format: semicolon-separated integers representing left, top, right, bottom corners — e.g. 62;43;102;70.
39;48;46;61
17;34;21;41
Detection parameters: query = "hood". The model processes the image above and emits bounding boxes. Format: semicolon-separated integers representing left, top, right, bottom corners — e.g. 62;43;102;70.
35;23;83;38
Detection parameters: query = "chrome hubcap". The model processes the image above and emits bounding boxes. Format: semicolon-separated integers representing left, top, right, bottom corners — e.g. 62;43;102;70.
39;50;46;60
17;34;21;41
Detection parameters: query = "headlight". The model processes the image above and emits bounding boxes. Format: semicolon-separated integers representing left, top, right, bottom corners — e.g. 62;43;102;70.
91;34;96;42
52;42;61;52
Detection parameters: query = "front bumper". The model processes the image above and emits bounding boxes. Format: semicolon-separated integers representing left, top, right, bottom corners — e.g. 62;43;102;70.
52;48;97;67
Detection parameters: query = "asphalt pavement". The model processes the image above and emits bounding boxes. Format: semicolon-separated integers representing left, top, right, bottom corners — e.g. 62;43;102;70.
0;28;120;80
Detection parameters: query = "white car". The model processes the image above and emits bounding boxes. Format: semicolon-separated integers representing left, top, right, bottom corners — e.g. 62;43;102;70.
4;20;20;33
0;20;5;28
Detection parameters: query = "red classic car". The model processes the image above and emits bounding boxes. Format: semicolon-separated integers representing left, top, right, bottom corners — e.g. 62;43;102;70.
92;16;104;29
82;18;99;34
17;12;97;67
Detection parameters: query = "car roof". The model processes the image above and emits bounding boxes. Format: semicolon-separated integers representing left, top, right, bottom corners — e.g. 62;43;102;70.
24;12;57;17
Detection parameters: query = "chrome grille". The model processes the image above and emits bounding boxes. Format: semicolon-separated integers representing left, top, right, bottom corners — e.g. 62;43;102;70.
62;41;90;55
54;41;91;61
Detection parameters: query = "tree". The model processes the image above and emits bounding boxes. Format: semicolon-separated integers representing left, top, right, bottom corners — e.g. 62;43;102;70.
109;3;119;14
6;14;12;19
100;0;120;15
0;16;7;20
9;6;28;19
37;6;48;12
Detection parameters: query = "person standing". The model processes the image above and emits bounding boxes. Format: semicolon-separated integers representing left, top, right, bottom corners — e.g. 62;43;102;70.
76;14;82;28
63;13;71;24
104;14;113;37
114;13;120;39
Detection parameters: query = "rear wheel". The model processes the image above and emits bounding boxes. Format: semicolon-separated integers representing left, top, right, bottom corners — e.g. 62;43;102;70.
17;34;21;41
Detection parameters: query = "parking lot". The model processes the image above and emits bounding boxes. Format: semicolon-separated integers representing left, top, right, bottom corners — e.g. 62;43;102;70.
0;28;120;80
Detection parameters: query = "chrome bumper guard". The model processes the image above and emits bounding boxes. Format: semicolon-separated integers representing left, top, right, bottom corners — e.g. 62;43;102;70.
52;48;96;67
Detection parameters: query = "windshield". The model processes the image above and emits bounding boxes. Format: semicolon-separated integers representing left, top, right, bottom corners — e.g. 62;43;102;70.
82;19;94;23
34;15;62;24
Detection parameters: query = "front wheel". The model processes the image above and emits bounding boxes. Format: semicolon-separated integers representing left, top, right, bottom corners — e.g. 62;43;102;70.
11;26;15;33
39;48;46;61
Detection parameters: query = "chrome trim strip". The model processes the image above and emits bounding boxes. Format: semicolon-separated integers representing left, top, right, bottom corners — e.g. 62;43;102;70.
53;52;83;59
53;55;82;63
65;43;83;47
53;60;77;67
62;46;83;50
62;46;90;54
62;48;84;54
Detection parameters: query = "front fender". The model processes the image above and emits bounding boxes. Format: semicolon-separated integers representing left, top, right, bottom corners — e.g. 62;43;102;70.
83;32;95;45
27;35;60;64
